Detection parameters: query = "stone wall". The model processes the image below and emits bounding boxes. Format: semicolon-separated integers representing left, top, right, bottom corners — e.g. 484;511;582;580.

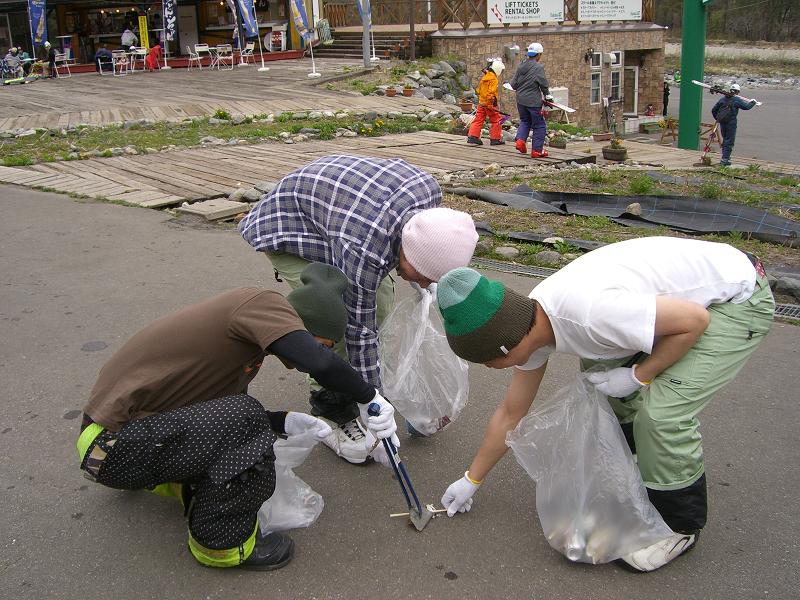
431;24;665;130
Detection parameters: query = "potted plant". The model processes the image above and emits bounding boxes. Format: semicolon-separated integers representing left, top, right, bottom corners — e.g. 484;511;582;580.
592;131;613;142
458;97;474;113
385;86;397;97
402;85;414;97
549;133;568;149
602;138;628;161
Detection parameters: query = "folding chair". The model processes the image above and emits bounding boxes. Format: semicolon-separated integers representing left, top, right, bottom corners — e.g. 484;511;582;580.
240;41;255;64
112;50;129;76
194;43;210;68
54;52;72;78
129;47;148;72
215;44;234;70
186;45;201;70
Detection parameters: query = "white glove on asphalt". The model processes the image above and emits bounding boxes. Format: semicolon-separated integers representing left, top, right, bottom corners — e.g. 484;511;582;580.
358;391;398;440
364;430;401;468
442;473;481;517
284;412;333;440
586;367;647;398
502;82;514;91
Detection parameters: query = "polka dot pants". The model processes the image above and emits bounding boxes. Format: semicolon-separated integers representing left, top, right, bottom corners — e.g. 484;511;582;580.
85;394;277;550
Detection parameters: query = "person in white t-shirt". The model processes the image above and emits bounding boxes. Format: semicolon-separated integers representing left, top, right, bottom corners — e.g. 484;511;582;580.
435;237;774;572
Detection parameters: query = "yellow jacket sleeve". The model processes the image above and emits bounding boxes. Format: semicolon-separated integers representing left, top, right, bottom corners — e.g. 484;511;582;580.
477;72;499;106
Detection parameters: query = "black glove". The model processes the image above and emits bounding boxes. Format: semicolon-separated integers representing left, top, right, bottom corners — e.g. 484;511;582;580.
492;97;498;107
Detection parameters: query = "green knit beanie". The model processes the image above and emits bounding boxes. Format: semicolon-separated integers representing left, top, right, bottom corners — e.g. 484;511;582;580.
287;263;348;342
437;267;535;363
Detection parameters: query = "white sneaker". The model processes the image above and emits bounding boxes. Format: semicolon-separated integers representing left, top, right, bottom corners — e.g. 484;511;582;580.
618;532;697;572
319;418;369;464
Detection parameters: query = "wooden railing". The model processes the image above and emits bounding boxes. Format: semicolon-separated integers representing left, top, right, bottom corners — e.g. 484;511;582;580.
323;0;656;29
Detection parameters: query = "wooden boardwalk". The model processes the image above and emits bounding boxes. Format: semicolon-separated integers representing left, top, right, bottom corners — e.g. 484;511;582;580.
0;131;595;206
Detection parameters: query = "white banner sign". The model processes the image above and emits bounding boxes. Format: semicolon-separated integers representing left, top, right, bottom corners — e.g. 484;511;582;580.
487;1;565;24
578;0;642;21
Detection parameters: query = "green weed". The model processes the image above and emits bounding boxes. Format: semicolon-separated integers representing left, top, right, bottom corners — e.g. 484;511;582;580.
588;170;606;184
629;175;655;195
213;108;232;120
699;182;723;199
2;154;33;166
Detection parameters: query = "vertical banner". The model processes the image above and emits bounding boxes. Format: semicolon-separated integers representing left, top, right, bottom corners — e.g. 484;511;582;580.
236;0;258;38
289;0;311;41
356;0;372;28
163;0;177;41
138;15;150;48
28;0;47;45
225;0;240;45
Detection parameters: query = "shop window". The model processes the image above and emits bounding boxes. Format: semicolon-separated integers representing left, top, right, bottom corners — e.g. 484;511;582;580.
591;72;601;105
610;69;621;102
590;52;601;69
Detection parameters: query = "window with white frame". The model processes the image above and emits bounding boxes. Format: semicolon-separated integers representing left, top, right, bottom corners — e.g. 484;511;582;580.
591;72;601;104
610;50;622;66
590;52;601;69
610;69;621;102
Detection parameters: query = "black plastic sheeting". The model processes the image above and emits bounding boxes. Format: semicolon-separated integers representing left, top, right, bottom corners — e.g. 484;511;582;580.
447;184;800;246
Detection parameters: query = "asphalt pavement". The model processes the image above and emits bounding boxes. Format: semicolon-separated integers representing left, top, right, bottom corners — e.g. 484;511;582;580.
667;86;800;165
1;186;798;600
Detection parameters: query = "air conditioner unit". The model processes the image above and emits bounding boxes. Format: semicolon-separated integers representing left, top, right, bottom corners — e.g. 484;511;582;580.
603;53;615;64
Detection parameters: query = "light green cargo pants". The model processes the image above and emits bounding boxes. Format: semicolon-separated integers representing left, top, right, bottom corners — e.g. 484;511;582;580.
581;273;774;492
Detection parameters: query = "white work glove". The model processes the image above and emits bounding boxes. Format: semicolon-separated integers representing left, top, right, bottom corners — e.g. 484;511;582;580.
442;472;481;517
586;367;648;398
544;94;554;102
358;391;398;440
364;430;401;468
502;82;514;91
284;412;333;440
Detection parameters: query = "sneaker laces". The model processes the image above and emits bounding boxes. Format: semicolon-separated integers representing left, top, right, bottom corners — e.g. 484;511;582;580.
340;419;365;442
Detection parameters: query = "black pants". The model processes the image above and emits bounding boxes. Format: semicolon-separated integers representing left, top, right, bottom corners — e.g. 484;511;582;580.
82;394;278;550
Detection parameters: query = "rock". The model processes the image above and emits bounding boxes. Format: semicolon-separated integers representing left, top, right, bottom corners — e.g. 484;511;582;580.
208;117;227;125
429;78;448;89
625;202;642;216
283;138;295;144
123;146;138;155
433;88;444;99
387;111;403;119
308;111;323;119
401;113;420;120
406;70;422;81
475;240;492;254
422;110;441;122
227;139;239;145
323;110;335;118
403;78;420;88
543;237;565;244
17;129;37;137
365;110;379;120
299;128;321;135
462;90;477;101
473;169;487;178
335;112;349;119
254;181;276;194
502;130;516;142
145;147;158;154
243;188;263;202
453;61;467;73
495;246;520;259
457;74;472;90
484;163;502;175
417;87;435;100
536;251;564;265
111;148;125;156
341;130;358;137
418;75;433;87
775;277;800;301
293;134;308;142
278;131;291;139
442;94;457;105
229;188;247;202
67;152;79;160
424;68;442;78
293;112;308;119
438;61;456;75
232;115;246;125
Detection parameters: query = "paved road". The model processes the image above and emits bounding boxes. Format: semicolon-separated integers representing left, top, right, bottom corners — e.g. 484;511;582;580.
665;43;800;61
667;86;800;165
1;186;798;600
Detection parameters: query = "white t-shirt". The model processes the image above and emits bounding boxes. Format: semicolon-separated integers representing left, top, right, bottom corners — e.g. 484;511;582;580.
518;237;756;370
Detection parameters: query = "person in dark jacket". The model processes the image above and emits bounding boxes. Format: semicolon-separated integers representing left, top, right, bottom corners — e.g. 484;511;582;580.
510;42;552;158
94;45;113;73
43;41;56;78
77;263;398;571
662;81;670;117
710;83;757;166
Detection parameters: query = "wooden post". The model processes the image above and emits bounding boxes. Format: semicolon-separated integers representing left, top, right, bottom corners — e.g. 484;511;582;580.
409;0;415;61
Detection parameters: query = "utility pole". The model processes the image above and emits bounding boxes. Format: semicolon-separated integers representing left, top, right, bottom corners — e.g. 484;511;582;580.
362;1;370;68
409;0;415;61
677;1;712;150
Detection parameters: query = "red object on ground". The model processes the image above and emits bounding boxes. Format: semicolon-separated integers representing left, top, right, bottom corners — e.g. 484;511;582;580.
145;45;162;71
531;149;549;158
468;104;502;141
515;139;527;154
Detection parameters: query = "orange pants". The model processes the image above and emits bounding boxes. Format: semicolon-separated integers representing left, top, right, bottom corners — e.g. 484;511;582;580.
468;104;502;141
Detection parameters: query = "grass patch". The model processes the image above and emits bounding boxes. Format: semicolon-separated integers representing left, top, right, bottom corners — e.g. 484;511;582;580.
2;154;34;166
629;175;655;195
699;182;724;199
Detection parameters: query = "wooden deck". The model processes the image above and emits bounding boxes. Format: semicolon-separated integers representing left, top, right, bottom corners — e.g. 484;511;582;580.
0;131;595;206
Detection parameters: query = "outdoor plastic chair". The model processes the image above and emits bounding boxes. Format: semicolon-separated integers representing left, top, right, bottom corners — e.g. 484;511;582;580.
111;50;129;76
128;47;148;72
215;44;234;70
194;43;210;68
186;45;201;70
267;25;287;52
54;52;72;78
240;41;255;64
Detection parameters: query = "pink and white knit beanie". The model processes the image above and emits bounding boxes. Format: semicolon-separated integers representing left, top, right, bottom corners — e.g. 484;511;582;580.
401;208;478;281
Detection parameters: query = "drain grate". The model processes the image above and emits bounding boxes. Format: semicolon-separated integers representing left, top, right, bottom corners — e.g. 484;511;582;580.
472;258;800;321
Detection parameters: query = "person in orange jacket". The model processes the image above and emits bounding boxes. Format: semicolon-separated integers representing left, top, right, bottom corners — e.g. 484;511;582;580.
467;58;505;146
145;41;162;71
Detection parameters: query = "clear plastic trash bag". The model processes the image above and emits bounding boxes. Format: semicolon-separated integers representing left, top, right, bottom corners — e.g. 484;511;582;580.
258;428;324;534
506;374;673;564
379;285;470;436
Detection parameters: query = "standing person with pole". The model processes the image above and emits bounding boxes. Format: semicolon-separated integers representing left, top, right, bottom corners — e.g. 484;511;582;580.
711;83;757;167
510;42;552;158
467;58;505;147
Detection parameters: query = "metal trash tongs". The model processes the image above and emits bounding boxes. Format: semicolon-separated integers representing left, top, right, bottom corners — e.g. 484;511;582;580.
367;402;434;531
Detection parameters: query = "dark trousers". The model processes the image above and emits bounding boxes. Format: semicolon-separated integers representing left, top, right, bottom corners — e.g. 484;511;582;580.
515;104;547;151
719;120;737;162
82;394;278;550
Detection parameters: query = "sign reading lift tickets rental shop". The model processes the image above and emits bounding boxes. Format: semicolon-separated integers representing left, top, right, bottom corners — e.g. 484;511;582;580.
487;1;564;24
578;0;642;21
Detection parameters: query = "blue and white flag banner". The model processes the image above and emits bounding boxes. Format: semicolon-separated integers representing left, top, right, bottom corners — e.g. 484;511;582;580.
356;0;372;29
28;0;47;45
163;0;177;41
237;0;259;38
289;0;311;40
